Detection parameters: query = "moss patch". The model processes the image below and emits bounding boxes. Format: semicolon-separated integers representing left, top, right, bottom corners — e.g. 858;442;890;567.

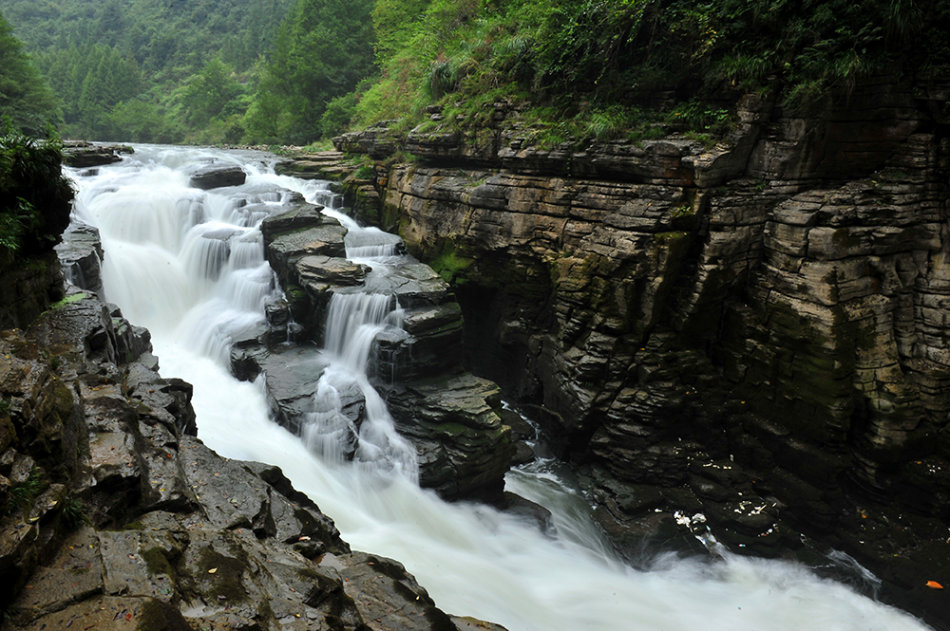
197;547;248;603
430;241;473;285
49;292;88;309
142;547;175;578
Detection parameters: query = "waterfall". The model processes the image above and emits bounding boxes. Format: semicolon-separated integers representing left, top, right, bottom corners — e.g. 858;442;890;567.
65;145;932;631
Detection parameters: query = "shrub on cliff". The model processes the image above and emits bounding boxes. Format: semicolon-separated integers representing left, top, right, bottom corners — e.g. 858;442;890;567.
349;0;947;140
0;128;74;263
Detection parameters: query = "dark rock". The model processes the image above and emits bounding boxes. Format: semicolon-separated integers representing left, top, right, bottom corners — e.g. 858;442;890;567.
329;71;950;628
385;373;513;501
55;224;103;295
62;141;132;168
501;492;555;534
0;285;499;631
188;163;247;189
259;200;327;240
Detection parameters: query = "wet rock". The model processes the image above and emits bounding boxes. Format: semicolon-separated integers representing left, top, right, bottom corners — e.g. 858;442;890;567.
1;284;500;631
55;224;103;295
0;251;66;330
328;72;950;627
386;373;513;501
62;141;132;168
260;200;328;239
189;163;247;189
374;302;464;381
501;492;555;534
297;255;369;287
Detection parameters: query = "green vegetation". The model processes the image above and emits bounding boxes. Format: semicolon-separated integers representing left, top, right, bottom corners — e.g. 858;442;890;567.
430;241;473;284
2;0;293;143
346;0;946;144
0;127;74;262
49;292;89;309
5;0;947;146
242;0;376;144
4;466;47;515
0;13;60;135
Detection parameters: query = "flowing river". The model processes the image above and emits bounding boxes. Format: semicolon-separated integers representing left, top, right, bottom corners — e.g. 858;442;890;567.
65;145;931;631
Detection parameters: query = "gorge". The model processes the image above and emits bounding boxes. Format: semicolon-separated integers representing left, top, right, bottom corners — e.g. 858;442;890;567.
0;138;942;630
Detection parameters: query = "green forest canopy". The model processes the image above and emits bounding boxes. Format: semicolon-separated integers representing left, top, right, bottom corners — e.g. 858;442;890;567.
2;0;295;143
0;13;60;136
4;0;948;147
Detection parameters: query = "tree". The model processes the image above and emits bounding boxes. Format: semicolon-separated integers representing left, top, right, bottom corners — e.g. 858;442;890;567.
180;57;245;128
244;0;375;144
0;12;61;135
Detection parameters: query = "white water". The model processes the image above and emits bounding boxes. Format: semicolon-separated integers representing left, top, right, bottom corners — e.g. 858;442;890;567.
66;145;931;631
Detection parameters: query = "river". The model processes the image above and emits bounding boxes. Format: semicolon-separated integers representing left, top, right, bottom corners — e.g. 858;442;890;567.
65;144;931;631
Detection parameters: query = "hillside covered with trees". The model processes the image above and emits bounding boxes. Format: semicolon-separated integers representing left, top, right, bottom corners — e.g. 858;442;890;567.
0;14;60;136
4;0;950;147
2;0;295;143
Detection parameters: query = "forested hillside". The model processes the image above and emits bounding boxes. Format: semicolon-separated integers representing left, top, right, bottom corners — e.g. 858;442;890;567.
0;14;59;135
345;0;950;145
4;0;949;147
2;0;294;143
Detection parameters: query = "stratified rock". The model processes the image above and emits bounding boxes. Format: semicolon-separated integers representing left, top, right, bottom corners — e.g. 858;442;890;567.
55;224;103;295
189;163;247;189
327;71;950;628
386;374;513;502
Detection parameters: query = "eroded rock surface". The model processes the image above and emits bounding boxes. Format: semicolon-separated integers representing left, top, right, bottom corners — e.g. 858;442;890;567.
243;201;514;501
0;291;504;630
62;141;133;168
303;72;950;628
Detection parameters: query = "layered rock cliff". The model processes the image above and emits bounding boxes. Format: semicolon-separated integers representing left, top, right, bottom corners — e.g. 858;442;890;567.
300;71;950;628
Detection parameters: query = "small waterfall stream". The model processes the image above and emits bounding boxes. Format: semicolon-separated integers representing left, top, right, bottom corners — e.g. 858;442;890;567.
65;145;931;631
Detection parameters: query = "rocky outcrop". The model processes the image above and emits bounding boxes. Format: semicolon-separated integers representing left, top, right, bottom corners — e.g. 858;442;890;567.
0;251;66;330
275;151;383;228
55;224;103;296
233;199;514;501
62;141;133;168
315;71;950;628
0;288;505;631
189;163;247;189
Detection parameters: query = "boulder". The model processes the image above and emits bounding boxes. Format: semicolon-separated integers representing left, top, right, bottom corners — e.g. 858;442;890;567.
188;163;246;189
385;373;514;502
62;141;132;168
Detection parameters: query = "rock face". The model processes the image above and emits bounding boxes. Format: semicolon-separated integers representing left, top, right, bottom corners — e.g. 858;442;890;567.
62;141;133;168
189;163;247;189
55;224;104;296
322;73;950;628
235;199;514;501
0;289;505;631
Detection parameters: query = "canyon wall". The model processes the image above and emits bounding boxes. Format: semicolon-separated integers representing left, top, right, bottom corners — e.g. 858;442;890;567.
324;72;950;626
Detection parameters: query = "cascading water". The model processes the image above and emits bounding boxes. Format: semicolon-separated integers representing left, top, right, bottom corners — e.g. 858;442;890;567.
65;145;932;631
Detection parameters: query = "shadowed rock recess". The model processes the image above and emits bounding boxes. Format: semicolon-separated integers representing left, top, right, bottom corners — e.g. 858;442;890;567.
278;72;950;628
